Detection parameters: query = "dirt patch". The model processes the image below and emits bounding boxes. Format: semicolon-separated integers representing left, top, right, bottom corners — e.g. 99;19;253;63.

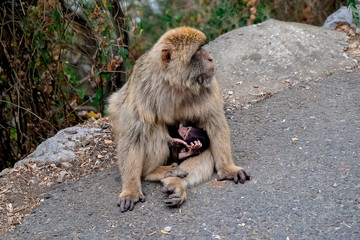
0;118;117;235
336;23;360;61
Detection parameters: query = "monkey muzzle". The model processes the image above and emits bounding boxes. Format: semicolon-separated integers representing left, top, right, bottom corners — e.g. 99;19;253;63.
197;67;214;85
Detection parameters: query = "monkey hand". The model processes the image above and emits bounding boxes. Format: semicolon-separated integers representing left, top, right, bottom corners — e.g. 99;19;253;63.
188;140;202;152
117;191;146;212
165;163;188;178
217;166;250;184
161;177;187;207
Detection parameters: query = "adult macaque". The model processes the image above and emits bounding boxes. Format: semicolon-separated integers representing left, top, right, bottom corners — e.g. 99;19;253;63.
108;27;250;212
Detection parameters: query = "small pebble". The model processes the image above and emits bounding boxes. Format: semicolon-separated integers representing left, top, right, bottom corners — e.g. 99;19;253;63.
212;234;220;239
164;226;172;232
243;104;251;110
56;171;67;183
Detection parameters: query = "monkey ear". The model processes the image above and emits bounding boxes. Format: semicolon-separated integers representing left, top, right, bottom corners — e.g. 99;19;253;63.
161;49;171;65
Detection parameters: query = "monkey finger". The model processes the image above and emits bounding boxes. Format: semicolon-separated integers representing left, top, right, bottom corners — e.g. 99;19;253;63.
139;195;146;202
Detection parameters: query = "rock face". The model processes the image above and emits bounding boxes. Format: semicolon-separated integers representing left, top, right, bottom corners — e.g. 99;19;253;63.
205;19;356;107
15;127;102;166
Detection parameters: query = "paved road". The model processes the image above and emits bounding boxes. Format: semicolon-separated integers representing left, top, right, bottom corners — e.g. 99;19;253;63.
4;69;359;239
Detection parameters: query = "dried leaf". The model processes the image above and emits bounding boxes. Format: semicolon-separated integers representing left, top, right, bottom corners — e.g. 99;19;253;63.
88;111;100;119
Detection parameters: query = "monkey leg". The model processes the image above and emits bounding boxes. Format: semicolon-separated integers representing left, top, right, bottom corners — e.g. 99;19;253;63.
161;150;214;207
117;146;146;212
144;163;188;181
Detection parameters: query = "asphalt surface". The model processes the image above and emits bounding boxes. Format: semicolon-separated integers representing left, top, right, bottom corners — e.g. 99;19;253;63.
4;69;359;239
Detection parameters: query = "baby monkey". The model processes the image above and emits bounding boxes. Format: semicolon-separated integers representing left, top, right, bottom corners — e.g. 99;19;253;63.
169;123;210;164
144;123;210;182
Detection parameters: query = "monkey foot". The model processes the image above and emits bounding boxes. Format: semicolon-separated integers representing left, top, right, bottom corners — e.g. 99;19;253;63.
161;177;187;207
117;194;146;212
165;163;188;178
217;168;250;184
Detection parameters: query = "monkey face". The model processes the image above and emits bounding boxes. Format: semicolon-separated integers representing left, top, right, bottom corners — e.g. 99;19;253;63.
178;126;192;140
189;48;214;86
157;27;214;89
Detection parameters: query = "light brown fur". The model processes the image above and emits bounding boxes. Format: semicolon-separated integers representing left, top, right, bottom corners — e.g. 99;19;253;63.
107;27;249;211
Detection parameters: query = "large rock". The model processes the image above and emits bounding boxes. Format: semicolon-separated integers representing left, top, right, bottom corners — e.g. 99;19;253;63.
323;6;353;29
15;126;102;166
205;19;356;107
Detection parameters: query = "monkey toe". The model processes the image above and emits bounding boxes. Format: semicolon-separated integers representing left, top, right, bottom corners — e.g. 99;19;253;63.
164;193;186;207
139;195;146;202
164;197;182;207
217;169;251;184
235;169;251;184
161;185;174;193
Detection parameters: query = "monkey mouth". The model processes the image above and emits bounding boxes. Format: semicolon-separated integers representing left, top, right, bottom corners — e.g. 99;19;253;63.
197;71;214;85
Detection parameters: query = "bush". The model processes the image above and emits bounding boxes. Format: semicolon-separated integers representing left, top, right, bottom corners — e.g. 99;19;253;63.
0;0;130;168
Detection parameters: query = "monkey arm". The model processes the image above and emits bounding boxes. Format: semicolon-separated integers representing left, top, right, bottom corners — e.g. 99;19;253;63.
205;108;250;184
116;142;146;212
172;138;190;148
178;151;191;160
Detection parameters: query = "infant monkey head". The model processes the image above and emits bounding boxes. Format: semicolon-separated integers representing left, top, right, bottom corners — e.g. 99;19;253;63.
178;123;210;151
